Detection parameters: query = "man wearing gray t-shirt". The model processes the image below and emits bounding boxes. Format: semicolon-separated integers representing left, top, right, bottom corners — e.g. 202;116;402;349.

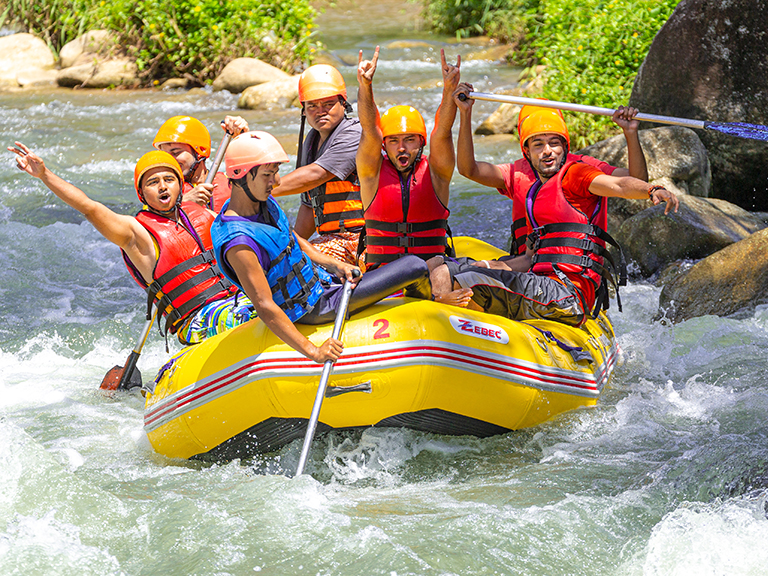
272;65;364;266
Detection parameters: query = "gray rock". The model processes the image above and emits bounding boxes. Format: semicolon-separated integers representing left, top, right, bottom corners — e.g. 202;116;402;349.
16;68;58;88
658;228;768;322
160;78;189;90
212;57;291;93
56;57;138;88
59;30;115;69
0;33;55;87
238;76;300;110
629;0;768;210
617;194;766;277
475;103;521;136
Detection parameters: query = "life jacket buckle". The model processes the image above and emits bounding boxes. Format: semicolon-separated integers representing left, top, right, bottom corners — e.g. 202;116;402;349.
580;237;593;251
579;254;592;268
395;222;410;234
397;236;412;247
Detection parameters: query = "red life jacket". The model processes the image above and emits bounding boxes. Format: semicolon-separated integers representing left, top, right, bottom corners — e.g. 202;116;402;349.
506;154;616;255
182;171;231;213
122;203;234;335
525;160;625;316
365;156;450;265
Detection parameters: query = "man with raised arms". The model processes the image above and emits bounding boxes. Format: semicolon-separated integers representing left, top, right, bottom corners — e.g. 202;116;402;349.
355;47;460;271
8;143;252;345
429;108;678;326
270;65;364;266
153;115;249;211
451;82;648;268
210;131;433;364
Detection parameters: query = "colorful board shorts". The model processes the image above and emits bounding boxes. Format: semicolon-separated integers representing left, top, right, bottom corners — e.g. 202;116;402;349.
310;231;362;267
446;260;586;327
177;291;256;345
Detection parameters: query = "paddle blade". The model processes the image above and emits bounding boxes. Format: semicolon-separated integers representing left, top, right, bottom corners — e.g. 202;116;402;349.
705;121;768;141
100;365;124;391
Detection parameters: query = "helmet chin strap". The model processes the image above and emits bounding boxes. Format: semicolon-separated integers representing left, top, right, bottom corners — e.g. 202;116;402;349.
185;153;206;182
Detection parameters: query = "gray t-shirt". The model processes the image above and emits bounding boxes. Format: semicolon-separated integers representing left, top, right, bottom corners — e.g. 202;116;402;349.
300;116;362;207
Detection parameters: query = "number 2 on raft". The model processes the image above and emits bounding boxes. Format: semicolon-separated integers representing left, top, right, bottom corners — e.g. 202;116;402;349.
373;319;390;339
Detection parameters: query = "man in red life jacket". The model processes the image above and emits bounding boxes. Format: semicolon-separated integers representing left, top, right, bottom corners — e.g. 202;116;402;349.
429;110;678;326
8;143;251;344
270;65;364;266
452;82;649;267
153;115;249;212
356;47;459;270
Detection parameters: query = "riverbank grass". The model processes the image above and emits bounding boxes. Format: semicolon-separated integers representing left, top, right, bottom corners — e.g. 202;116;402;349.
0;0;316;85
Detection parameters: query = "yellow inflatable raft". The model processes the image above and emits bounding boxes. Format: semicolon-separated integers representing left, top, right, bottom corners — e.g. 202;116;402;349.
143;238;619;460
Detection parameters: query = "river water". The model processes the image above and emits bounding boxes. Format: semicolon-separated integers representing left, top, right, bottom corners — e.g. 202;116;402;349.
1;1;767;574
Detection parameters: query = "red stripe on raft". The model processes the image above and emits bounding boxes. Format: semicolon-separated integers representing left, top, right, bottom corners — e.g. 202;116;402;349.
144;343;614;427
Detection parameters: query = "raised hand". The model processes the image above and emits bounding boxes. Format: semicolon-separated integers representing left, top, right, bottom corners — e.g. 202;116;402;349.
357;46;380;86
612;105;640;132
453;82;475;112
183;182;214;207
221;115;249;136
440;48;461;94
8;141;46;179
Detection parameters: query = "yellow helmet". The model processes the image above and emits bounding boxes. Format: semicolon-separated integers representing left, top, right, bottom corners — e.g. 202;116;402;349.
298;65;347;103
133;150;183;202
152;116;211;158
380;105;427;142
518;109;570;154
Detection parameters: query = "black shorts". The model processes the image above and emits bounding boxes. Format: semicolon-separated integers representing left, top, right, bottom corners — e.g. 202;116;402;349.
447;260;585;326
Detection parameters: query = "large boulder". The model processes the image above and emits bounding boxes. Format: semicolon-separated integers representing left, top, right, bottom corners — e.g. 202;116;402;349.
475;103;521;136
57;57;138;88
658;228;768;322
0;33;55;88
212;57;291;93
617;195;766;277
59;30;115;69
238;76;300;110
579;126;712;231
629;0;768;210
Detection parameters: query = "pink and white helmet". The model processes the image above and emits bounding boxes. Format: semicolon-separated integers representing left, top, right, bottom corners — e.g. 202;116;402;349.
224;131;289;179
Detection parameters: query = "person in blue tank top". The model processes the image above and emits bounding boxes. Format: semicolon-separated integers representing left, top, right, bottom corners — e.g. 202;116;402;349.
210;131;433;364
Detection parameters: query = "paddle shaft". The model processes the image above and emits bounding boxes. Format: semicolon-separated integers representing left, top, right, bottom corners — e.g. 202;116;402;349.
295;273;359;476
462;92;707;130
206;130;233;208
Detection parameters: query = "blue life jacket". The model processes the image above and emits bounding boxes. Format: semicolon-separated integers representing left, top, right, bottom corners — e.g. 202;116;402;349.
211;197;331;322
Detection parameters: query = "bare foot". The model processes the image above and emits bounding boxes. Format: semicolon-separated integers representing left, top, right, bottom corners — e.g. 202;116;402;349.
435;288;473;308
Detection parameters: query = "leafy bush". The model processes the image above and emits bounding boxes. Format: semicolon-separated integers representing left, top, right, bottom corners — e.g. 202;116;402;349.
421;0;680;147
0;0;316;85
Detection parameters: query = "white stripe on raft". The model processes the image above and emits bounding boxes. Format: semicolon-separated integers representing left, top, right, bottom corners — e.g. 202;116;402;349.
144;339;617;433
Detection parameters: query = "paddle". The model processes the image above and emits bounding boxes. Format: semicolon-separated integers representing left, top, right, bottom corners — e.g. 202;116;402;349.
459;92;768;141
99;129;234;391
295;269;361;476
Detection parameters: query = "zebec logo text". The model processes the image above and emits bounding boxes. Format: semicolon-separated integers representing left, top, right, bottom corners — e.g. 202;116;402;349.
449;316;510;344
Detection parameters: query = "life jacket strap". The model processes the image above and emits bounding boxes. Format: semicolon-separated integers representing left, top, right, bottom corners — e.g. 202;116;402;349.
366;234;448;249
364;218;448;234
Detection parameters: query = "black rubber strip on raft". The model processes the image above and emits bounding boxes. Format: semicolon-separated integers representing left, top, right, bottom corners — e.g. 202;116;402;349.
193;410;511;462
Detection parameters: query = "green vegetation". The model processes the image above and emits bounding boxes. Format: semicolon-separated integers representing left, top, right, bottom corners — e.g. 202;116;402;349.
0;0;316;85
422;0;681;148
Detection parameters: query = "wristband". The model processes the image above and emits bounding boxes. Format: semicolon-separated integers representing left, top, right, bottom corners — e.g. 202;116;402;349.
648;185;665;198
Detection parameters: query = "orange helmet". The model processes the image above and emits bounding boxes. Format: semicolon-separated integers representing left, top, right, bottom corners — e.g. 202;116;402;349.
133;150;183;202
225;131;289;179
298;65;347;103
380;105;427;142
517;103;565;135
518;109;570;154
152;116;211;158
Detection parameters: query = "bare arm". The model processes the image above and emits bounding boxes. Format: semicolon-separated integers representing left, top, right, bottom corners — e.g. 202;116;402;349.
428;50;460;205
590;174;678;214
9;142;156;276
356;47;384;209
226;244;343;363
271;163;335;197
453;83;507;188
611;105;648;181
